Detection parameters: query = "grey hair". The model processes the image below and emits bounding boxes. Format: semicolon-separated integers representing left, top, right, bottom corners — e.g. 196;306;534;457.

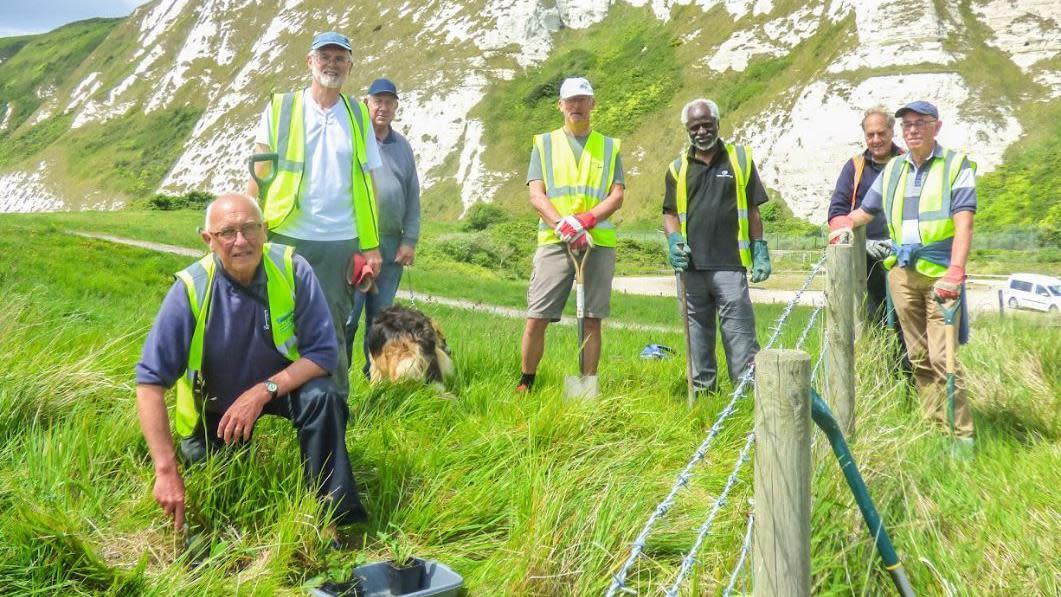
681;99;720;125
861;106;895;130
204;194;264;230
307;47;353;60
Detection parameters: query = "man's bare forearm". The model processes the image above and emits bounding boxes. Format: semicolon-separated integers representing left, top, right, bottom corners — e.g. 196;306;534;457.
749;202;763;240
663;211;681;235
950;211;974;270
589;184;624;221
136;384;178;474
529;181;562;227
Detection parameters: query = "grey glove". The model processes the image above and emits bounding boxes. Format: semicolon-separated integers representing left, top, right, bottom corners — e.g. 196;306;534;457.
866;239;892;261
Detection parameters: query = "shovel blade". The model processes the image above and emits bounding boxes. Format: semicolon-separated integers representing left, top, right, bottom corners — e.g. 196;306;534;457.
564;375;598;399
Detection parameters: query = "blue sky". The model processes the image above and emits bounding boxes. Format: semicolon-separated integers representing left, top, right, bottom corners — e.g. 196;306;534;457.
0;0;151;37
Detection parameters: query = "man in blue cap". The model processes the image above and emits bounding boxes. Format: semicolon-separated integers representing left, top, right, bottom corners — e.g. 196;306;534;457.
829;100;977;451
344;78;421;375
248;32;383;396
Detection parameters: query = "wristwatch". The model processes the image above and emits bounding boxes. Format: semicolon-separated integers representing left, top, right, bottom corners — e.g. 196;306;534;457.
264;379;279;400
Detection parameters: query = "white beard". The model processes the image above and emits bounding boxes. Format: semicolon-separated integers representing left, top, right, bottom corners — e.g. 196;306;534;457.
691;133;717;151
312;65;344;89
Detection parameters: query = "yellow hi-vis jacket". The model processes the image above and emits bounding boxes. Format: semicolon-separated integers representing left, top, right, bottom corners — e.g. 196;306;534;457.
263;91;380;250
668;144;754;268
173;243;300;437
880;149;974;277
534;128;621;247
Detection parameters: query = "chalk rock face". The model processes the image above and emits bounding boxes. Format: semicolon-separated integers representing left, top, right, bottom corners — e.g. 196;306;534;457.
0;0;1057;219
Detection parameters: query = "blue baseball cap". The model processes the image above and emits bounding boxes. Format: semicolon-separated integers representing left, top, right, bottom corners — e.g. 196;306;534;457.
367;78;399;98
310;32;351;51
895;100;939;119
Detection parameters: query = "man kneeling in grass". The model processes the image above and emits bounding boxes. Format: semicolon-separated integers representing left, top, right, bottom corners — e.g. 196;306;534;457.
135;193;367;530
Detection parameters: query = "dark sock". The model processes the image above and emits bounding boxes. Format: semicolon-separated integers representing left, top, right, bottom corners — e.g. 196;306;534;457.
518;373;536;388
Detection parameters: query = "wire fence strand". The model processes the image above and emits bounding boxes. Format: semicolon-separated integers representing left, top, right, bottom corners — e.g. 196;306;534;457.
722;510;755;597
606;251;827;596
665;432;756;596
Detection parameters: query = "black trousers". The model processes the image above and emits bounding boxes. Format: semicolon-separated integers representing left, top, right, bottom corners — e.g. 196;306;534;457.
180;377;367;524
867;254;913;378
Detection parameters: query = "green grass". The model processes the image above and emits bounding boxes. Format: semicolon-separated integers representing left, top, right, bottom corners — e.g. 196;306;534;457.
0;211;1058;594
0;18;119;141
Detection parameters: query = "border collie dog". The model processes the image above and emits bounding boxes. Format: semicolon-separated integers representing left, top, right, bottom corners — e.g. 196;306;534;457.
366;305;454;385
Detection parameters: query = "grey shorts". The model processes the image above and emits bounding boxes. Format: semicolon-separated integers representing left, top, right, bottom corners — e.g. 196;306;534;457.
527;244;615;320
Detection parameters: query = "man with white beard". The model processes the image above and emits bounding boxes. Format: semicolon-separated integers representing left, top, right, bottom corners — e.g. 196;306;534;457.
662;99;771;393
248;32;382;396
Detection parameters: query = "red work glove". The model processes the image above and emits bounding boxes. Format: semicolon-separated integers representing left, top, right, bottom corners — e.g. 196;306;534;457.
828;215;854;245
933;264;965;301
569;232;592;251
575;211;598;230
554;215;584;243
347;253;376;293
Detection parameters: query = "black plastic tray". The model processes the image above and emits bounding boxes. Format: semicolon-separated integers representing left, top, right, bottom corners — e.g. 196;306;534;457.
309;559;463;597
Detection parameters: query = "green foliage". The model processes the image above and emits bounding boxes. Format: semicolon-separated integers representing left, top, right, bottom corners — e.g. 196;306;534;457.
712;56;792;116
481;4;682;157
65;105;203;198
135;190;215;211
975;107;1061;246
0;113;74;168
758;195;821;236
462;202;508;231
0;19;119;139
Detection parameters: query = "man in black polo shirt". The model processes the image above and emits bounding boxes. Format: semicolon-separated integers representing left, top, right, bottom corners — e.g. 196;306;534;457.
663;99;771;392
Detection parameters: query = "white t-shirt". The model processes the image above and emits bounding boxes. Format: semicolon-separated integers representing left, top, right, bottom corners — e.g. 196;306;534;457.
255;88;382;241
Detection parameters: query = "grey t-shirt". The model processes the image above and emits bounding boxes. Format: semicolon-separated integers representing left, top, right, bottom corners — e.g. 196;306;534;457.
374;128;421;245
526;132;624;186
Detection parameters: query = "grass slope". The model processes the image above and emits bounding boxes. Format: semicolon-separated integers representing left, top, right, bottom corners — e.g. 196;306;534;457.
0;211;1057;594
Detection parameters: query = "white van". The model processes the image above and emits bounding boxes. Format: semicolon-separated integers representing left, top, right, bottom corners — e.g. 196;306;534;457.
1003;273;1061;313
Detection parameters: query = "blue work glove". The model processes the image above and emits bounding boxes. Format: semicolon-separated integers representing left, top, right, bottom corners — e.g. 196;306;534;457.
750;239;771;283
667;232;691;271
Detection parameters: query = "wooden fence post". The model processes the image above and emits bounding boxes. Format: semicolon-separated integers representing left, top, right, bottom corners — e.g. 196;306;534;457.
852;226;867;336
754;349;811;597
826;242;857;437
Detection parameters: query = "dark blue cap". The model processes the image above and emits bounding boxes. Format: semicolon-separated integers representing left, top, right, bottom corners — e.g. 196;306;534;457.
895;101;939;119
310;32;351;51
367;78;398;98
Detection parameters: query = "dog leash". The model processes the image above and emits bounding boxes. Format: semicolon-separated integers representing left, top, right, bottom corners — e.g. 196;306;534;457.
404;265;418;308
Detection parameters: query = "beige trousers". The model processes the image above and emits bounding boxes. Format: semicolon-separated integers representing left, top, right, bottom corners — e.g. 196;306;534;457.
888;267;975;438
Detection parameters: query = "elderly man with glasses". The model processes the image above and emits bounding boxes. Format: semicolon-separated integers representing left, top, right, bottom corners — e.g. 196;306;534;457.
248;31;383;396
136;193;368;532
829;101;977;453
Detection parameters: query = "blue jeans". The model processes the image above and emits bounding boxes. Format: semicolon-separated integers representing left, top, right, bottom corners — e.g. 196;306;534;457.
345;236;404;376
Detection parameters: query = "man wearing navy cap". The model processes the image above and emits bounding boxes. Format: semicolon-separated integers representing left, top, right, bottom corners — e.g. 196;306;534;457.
829;101;977;452
344;78;421;375
248;32;383;396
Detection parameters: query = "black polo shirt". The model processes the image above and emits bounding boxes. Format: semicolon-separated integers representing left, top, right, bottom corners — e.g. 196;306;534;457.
663;141;769;271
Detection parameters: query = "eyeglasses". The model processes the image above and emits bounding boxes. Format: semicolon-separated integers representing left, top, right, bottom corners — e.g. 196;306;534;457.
900;119;937;131
313;52;351;65
203;222;263;243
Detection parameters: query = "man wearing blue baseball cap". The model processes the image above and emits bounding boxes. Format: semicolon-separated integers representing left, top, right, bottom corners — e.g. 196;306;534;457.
248;32;383;397
344;78;421;376
829;100;977;453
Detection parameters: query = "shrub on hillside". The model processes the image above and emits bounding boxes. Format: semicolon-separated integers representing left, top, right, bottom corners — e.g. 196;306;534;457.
463;202;508;231
140;191;214;211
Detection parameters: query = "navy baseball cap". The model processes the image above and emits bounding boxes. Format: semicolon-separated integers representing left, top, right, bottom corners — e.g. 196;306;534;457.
895;101;939;119
310;32;351;51
367;78;398;98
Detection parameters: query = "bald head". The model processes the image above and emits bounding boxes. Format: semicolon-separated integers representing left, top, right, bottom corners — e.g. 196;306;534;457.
204;193;263;230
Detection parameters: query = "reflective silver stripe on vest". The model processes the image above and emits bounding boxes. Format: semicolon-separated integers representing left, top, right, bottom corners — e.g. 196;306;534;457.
733;145;748;175
737;209;748;219
541;133;556;191
266;243;289;274
185;260;210;311
882;158;905;222
598;136;615;197
279;336;299;356
276;93;302;172
678;213;687;223
738;240;750;250
547;185;608;200
919;150;959;222
346;95;365;140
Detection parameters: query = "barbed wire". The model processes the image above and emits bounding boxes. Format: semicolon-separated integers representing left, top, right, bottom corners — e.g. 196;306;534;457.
722;510;755;597
606;250;827;596
795;304;823;351
665;432;756;596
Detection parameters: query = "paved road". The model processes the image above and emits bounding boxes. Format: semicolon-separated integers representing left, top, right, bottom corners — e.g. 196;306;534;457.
613;275;1008;313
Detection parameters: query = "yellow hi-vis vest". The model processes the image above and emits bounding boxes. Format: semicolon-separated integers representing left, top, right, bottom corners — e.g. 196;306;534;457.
172;243;300;437
534;128;621;247
668;144;754;268
263;91;380;250
880;149;973;277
